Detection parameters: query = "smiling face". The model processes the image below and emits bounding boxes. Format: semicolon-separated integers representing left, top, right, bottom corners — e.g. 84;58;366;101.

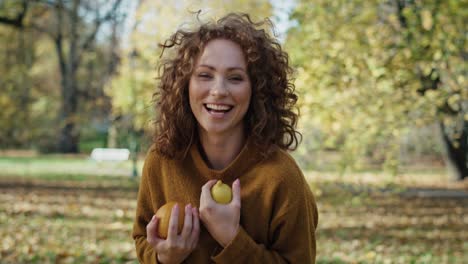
189;39;252;139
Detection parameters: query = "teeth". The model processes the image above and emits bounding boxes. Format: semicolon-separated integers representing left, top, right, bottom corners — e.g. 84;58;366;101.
206;104;231;111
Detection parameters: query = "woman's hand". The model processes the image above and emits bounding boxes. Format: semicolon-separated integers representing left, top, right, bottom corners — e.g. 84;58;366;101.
199;179;241;247
146;204;200;264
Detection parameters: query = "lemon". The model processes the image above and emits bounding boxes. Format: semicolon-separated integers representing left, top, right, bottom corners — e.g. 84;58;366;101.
211;180;232;204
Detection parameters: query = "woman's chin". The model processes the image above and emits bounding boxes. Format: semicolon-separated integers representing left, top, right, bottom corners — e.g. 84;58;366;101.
199;123;244;138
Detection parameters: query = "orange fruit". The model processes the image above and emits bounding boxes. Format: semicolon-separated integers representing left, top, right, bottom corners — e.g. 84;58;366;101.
155;202;185;239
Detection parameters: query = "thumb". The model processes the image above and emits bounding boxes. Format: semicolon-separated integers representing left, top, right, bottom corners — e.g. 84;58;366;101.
201;179;218;202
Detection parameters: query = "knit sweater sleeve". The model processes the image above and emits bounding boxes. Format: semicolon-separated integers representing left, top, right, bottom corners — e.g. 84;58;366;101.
132;149;159;264
212;170;319;263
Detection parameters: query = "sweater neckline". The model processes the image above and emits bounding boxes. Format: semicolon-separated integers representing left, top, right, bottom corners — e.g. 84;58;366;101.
190;136;260;182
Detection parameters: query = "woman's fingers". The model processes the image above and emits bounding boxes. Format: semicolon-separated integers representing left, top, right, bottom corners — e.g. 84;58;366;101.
180;204;193;238
146;215;163;245
146;215;156;234
231;179;241;209
190;207;200;248
166;203;180;239
147;205;200;263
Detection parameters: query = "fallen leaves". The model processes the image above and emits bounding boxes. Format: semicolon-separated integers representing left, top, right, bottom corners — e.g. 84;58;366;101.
1;171;467;263
314;178;468;263
0;178;138;263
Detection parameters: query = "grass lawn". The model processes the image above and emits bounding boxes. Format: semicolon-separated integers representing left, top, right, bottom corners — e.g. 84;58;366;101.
0;156;467;263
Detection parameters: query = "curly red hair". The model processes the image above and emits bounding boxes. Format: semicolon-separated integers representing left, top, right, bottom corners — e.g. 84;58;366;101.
153;13;300;159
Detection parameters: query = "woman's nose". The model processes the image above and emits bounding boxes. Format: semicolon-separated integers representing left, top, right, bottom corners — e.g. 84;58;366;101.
210;78;229;97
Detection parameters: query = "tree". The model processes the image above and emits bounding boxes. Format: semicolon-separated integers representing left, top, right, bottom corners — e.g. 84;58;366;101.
0;1;40;148
0;0;28;28
392;0;467;179
286;0;466;179
49;0;124;153
0;0;125;153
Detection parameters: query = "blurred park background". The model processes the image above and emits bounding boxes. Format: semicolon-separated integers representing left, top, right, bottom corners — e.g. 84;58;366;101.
0;0;466;263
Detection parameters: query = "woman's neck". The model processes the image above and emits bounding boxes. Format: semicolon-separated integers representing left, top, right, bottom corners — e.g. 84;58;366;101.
198;128;246;170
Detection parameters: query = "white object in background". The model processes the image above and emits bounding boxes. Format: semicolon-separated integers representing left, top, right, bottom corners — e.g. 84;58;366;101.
90;148;130;162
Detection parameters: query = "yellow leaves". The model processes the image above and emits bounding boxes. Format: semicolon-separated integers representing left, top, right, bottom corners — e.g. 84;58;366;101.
329;41;345;58
0;176;138;262
365;27;378;46
331;122;341;132
403;48;412;59
447;93;461;111
387;14;401;29
331;41;345;50
457;75;465;86
114;209;124;218
366;57;386;78
420;62;434;76
108;221;126;230
2;234;14;252
344;57;361;76
424;89;439;101
287;0;466;173
433;50;443;61
421;9;433;31
364;250;377;260
402;6;414;20
306;166;468;261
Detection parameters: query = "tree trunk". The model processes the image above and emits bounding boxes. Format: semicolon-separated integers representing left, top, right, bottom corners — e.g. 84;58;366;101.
107;122;118;148
19;29;33;147
439;120;468;180
58;75;79;153
57;0;80;153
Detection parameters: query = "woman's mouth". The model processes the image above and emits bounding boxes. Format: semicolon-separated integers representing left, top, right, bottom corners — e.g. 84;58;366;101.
204;103;233;114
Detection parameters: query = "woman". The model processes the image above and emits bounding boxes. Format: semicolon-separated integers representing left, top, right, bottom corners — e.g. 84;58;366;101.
133;13;318;263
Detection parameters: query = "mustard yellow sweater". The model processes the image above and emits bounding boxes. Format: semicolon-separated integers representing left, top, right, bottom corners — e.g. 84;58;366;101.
133;139;318;263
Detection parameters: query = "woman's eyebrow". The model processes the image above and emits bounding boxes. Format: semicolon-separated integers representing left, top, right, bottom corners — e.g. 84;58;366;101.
198;64;246;72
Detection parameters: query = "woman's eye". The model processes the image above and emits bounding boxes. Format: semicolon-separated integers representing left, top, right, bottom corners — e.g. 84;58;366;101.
229;76;243;82
198;73;212;79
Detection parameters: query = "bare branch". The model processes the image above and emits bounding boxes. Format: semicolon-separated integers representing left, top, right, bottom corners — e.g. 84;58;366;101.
54;0;67;77
28;24;54;38
0;0;29;28
82;0;123;52
394;0;407;29
75;0;123;67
